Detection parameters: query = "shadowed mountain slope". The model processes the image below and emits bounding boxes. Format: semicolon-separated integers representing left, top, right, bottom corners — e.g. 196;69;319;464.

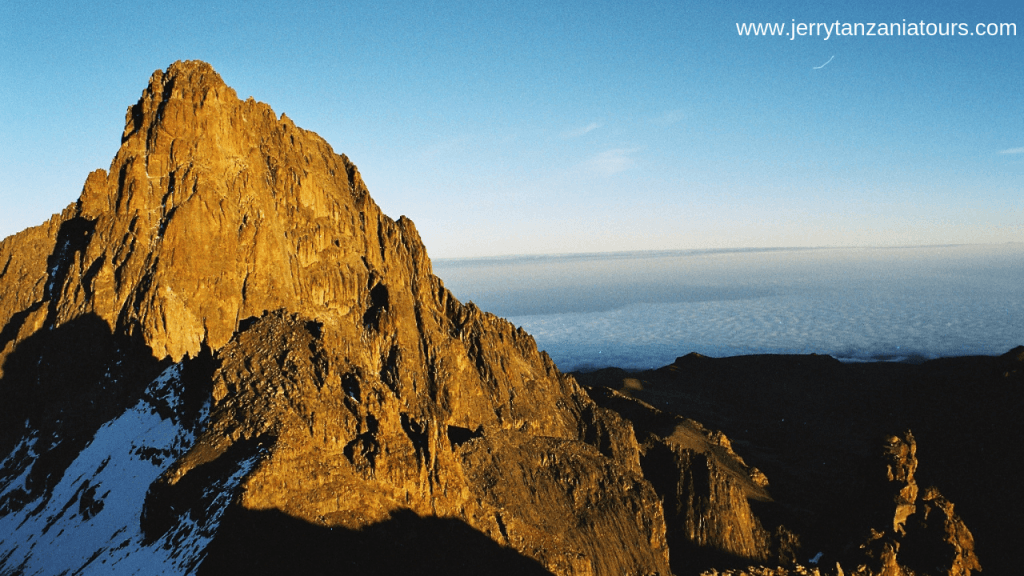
577;350;1022;575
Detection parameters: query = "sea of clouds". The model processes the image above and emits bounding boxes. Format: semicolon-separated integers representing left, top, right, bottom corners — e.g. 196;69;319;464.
434;244;1024;371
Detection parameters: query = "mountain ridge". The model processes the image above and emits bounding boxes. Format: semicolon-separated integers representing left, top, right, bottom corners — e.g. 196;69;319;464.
0;61;989;576
0;60;678;575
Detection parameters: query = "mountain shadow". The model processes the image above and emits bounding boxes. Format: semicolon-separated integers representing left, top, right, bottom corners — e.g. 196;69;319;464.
198;507;556;576
0;313;175;514
576;349;1024;575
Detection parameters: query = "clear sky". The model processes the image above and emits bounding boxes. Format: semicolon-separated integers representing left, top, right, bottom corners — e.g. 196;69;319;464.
1;0;1021;258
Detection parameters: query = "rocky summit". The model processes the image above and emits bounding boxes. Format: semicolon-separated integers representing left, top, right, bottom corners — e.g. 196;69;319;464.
0;61;996;576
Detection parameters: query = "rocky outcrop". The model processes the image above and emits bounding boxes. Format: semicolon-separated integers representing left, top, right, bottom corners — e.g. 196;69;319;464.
587;386;786;574
669;433;981;576
0;215;61;374
575;350;1014;576
901;488;982;576
853;433;980;576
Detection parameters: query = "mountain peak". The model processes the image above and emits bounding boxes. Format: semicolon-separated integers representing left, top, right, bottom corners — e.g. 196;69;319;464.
155;59;225;91
121;60;237;145
61;61;380;360
0;62;680;576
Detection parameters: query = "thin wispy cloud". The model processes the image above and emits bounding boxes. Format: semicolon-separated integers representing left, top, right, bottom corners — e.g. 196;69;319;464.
998;147;1024;154
657;109;685;125
561;122;602;139
582;148;637;175
813;55;835;70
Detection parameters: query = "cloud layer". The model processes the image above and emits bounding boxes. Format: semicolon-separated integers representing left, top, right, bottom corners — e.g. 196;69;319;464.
436;245;1024;370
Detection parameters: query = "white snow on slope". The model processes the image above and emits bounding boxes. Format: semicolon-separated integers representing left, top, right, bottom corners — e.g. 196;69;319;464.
0;363;254;575
0;432;40;504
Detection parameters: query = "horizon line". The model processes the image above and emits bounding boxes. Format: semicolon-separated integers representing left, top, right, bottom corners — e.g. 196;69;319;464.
432;241;1022;263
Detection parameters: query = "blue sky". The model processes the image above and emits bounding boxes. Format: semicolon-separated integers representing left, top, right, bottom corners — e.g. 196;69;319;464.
1;0;1021;257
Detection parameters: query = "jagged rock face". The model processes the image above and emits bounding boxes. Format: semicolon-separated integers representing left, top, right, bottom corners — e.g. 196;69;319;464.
10;60;592;446
0;61;675;575
881;433;918;535
144;310;671;575
587;386;780;574
0;216;60;365
901;488;981;576
854;433;980;576
42;61;420;362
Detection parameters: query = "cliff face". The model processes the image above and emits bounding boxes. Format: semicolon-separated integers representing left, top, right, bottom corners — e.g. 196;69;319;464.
0;61;704;576
586;386;781;574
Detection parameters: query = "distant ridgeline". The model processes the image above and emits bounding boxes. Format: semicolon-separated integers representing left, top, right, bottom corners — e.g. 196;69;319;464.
0;61;1005;576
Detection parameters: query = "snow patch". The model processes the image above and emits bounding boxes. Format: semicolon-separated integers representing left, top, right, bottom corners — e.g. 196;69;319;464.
0;434;40;497
0;362;249;575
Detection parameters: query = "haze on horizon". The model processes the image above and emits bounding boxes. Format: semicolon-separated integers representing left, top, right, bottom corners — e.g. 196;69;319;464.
1;1;1021;258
